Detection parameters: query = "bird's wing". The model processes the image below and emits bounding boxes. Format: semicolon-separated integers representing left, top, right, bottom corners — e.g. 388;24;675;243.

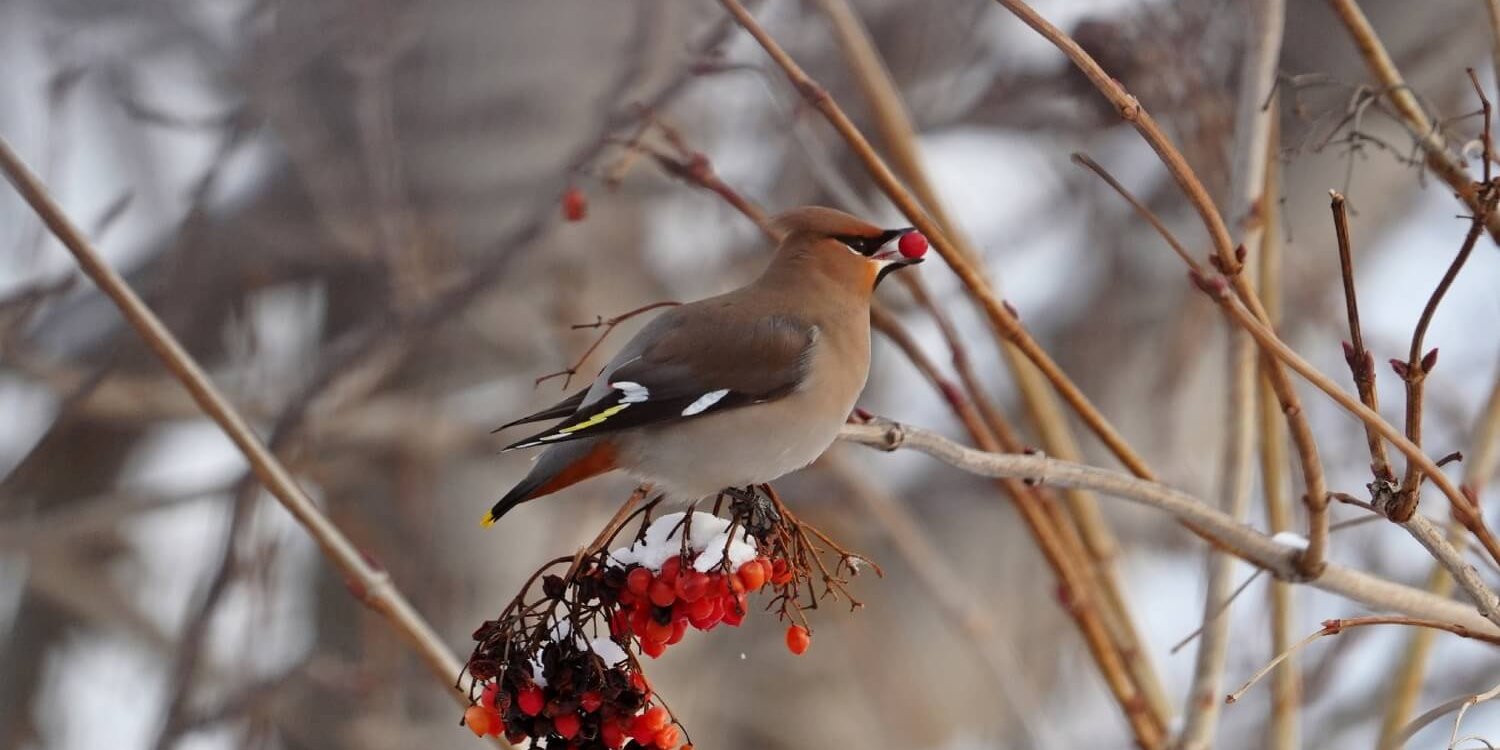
492;387;589;432
502;311;814;450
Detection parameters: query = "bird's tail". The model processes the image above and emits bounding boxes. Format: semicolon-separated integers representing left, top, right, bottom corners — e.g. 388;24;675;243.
482;438;618;527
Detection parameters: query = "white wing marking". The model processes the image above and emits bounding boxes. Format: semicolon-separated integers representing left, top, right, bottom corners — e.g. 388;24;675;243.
611;381;650;403
681;389;730;416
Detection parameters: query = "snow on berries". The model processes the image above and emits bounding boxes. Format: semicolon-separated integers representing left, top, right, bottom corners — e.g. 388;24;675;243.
603;513;773;658
897;229;929;259
463;493;880;744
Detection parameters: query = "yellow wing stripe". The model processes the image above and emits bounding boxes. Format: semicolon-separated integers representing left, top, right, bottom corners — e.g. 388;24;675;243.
557;403;629;434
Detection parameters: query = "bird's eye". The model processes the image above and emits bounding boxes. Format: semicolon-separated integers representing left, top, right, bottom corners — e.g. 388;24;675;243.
833;230;903;257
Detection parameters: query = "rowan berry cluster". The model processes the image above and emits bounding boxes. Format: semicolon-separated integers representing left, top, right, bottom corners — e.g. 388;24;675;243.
464;622;686;749
463;497;872;745
606;550;796;658
599;511;811;660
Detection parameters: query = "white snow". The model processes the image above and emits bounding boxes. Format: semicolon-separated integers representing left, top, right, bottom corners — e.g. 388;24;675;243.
527;616;628;688
607;512;758;573
1271;531;1311;551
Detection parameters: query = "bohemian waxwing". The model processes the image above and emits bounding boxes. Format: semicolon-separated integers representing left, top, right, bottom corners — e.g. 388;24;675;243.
483;206;925;526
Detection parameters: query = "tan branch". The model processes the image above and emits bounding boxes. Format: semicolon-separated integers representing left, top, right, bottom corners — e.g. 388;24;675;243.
0;137;502;746
839;420;1500;635
1325;0;1500;239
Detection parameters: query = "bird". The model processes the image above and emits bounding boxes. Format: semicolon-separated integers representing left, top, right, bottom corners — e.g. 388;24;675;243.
482;206;926;526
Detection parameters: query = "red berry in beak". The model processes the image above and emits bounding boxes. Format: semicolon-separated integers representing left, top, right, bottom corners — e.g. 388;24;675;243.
561;187;587;222
897;230;928;259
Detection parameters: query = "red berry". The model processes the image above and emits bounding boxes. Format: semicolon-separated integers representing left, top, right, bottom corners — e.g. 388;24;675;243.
554;712;581;739
562;187;587;222
644;617;673;643
627;567;653;596
693;597;725;630
630;671;652;698
638;706;670;735
505;728;528;745
770;558;793;585
660;556;683;586
630;607;651;637
654;725;682;749
480;682;500;709
649;579;677;608
737;561;767;591
676;570;708;602
464;705;496;737
580;691;603;713
641;638;666;658
722;603;745;627
667;618;688;645
518;685;546;717
601;723;627;749
786;624;811;655
686;597;715;621
897;230;928;258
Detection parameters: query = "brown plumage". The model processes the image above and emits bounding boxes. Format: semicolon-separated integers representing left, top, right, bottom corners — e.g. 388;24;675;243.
484;206;923;525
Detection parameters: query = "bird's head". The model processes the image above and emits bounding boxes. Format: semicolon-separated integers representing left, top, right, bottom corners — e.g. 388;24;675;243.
768;206;927;292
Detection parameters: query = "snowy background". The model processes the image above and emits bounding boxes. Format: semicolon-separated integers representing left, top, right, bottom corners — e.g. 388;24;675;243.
2;0;1500;748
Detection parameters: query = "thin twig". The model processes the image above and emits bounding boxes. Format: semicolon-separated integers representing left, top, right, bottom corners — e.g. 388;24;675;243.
995;0;1332;577
1488;0;1500;94
1174;317;1258;750
1380;370;1500;748
1254;108;1301;750
1197;275;1500;613
1393;191;1495;516
533;301;682;390
1227;616;1500;704
1324;0;1500;240
0;136;504;745
1399;679;1500;747
1330;190;1395;482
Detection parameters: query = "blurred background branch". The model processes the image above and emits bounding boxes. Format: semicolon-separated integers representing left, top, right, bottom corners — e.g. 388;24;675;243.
3;0;1500;748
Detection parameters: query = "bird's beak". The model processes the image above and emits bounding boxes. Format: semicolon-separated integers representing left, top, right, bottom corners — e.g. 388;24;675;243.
873;228;923;287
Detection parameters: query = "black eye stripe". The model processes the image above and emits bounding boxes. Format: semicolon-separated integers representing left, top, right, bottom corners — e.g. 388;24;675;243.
833;229;904;256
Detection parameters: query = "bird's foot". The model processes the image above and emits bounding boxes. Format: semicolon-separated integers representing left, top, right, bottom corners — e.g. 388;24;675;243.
723;485;781;538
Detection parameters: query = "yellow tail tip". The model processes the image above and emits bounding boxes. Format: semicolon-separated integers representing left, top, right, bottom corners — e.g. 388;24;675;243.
480;512;497;528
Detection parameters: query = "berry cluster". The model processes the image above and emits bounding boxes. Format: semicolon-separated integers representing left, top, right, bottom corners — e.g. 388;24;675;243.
463;504;871;745
605;551;797;659
465;625;687;749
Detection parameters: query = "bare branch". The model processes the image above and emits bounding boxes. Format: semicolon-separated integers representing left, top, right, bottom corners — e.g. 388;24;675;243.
0;136;504;746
